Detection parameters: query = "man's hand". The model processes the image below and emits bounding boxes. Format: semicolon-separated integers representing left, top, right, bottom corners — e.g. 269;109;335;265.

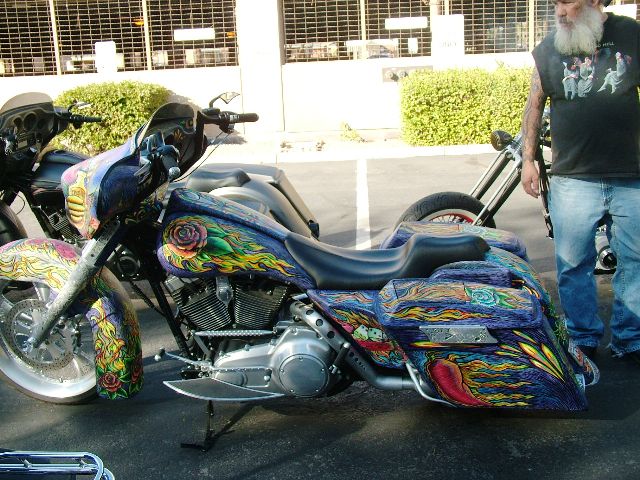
521;160;540;198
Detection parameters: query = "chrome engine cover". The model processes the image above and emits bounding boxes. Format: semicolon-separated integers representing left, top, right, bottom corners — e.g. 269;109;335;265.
213;323;336;397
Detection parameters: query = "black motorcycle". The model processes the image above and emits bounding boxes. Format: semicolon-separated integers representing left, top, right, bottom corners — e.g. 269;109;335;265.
396;110;617;274
0;92;319;282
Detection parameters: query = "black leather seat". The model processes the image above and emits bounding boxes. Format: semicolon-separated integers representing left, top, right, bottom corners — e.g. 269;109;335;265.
32;150;87;191
284;232;490;290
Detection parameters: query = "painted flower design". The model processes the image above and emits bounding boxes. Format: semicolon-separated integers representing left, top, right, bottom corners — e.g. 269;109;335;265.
166;218;209;258
468;287;497;307
56;242;79;261
98;372;123;393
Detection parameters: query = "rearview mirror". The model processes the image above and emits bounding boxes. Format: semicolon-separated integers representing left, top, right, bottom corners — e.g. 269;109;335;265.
67;100;92;112
209;92;240;107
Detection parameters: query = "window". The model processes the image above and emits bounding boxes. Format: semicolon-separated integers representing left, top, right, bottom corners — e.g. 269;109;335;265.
0;0;238;76
147;0;237;69
283;0;551;62
365;1;431;58
283;0;361;61
0;0;56;76
56;0;146;73
449;1;529;54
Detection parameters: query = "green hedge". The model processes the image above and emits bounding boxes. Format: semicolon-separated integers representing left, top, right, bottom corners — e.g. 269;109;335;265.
54;81;171;156
400;67;532;146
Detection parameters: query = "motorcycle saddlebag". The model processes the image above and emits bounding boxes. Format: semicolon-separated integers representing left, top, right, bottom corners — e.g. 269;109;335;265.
381;222;528;261
375;278;588;411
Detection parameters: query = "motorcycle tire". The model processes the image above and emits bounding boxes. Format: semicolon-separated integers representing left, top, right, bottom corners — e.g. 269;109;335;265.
395;191;497;229
0;280;97;404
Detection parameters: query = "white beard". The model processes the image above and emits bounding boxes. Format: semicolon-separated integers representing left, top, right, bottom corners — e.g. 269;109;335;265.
554;6;604;55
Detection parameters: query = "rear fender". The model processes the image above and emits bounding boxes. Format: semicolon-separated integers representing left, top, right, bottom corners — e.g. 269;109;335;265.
0;238;143;399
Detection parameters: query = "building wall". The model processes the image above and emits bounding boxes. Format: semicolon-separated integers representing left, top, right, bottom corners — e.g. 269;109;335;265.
0;54;533;137
9;1;635;136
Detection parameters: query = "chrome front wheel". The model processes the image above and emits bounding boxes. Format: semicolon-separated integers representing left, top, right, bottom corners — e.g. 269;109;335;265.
0;280;97;404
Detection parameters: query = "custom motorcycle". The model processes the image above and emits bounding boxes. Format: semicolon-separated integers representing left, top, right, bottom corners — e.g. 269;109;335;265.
396;110;617;274
0;92;318;282
0;102;599;438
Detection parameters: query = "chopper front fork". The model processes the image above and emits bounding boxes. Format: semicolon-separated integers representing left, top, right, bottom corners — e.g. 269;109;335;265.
468;150;523;227
26;221;123;350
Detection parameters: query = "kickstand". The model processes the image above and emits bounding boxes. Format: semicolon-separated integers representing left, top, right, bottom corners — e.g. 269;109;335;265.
181;400;216;452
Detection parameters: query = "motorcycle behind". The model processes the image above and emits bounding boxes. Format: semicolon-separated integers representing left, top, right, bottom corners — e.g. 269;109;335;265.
395;111;617;274
0;102;599;432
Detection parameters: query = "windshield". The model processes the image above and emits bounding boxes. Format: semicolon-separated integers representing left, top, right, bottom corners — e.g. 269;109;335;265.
0;92;53;114
135;103;195;149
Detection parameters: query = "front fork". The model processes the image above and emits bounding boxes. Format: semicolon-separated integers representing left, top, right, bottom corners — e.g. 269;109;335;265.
27;220;125;350
468;150;522;227
468;146;548;230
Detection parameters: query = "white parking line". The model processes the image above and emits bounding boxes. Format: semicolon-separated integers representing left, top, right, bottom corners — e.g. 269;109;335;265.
355;157;371;250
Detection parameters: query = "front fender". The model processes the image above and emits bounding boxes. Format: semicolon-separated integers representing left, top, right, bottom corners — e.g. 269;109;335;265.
0;238;143;399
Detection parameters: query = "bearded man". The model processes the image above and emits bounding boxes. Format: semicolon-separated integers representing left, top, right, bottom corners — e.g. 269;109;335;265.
520;0;640;364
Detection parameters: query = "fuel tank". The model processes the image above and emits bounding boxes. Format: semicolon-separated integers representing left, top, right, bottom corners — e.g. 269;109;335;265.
157;188;314;289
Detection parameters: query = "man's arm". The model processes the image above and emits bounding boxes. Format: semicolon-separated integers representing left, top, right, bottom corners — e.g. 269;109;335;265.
521;67;548;198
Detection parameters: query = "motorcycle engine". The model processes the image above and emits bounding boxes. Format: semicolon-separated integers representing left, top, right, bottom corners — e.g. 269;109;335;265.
163;275;289;332
214;322;339;398
163;275;342;397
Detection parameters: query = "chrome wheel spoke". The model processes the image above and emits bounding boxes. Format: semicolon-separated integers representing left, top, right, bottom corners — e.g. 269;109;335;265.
72;354;94;376
34;284;50;302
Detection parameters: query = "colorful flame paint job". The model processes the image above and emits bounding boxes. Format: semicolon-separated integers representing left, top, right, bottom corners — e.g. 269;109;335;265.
61;139;142;239
158;189;312;286
159;213;313;288
0;239;143;399
307;290;406;368
375;279;587;410
381;222;528;260
384;221;560;339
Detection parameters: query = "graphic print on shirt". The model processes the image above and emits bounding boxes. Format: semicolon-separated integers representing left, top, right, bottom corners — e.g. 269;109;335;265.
559;46;632;100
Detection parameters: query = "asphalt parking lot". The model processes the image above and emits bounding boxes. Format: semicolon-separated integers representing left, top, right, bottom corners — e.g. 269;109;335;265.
1;152;637;480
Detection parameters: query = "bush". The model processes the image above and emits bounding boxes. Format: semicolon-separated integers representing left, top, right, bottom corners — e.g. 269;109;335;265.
400;67;532;146
54;81;171;156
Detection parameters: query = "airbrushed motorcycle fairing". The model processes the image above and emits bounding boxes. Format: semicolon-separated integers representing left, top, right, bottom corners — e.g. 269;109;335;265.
158;189;314;288
60;139;139;239
0;239;142;399
376;278;587;409
306;290;406;369
385;223;555;316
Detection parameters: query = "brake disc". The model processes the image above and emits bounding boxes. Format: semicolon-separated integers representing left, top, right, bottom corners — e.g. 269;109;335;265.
1;298;75;370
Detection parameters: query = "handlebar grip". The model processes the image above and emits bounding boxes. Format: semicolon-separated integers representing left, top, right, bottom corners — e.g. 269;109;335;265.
200;109;259;126
225;112;259;123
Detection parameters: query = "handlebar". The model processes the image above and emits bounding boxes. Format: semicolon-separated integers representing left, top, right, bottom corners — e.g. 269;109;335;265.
69;114;103;124
136;131;181;188
200;108;259;133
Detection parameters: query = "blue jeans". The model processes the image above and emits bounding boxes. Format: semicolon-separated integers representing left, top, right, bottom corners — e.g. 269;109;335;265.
549;176;640;355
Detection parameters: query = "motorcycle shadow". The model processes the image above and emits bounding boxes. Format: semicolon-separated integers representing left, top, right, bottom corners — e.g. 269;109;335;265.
259;358;639;423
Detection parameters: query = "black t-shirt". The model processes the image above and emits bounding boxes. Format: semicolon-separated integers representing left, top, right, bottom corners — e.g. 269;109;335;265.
532;13;640;177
